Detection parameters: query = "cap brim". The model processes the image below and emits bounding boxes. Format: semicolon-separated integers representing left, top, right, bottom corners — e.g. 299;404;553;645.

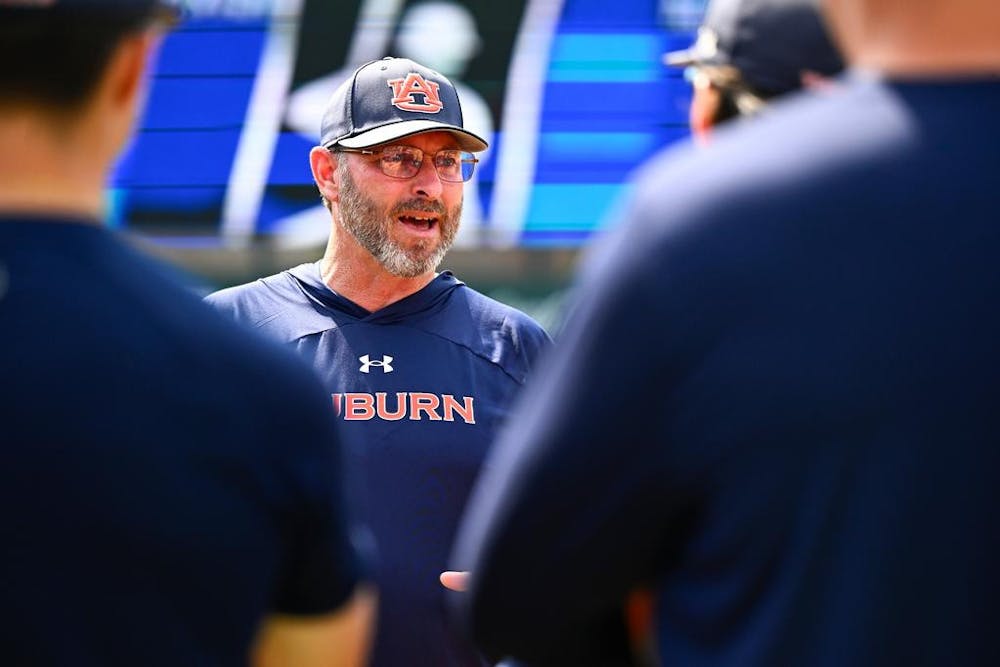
663;44;725;68
663;26;725;69
663;48;700;68
333;119;488;153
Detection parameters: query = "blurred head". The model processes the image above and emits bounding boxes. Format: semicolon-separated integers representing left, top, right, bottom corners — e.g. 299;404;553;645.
665;0;843;136
0;1;178;167
0;2;176;108
821;0;1000;75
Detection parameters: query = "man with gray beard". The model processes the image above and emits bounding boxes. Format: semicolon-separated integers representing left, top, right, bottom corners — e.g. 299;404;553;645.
206;57;551;667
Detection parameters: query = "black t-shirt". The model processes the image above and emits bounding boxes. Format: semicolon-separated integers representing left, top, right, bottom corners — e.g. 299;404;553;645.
0;219;367;666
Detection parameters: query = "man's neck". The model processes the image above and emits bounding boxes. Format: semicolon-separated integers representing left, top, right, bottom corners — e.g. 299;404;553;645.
0;115;105;221
319;227;437;313
856;50;1000;78
835;2;1000;77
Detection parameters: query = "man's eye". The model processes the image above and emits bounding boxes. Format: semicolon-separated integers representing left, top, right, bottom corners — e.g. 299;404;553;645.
436;156;458;168
385;150;423;168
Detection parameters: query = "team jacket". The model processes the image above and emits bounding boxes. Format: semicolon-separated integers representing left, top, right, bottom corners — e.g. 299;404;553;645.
207;263;551;666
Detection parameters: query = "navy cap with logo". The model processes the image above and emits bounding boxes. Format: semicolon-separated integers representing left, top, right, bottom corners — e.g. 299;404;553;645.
664;0;843;96
320;57;488;153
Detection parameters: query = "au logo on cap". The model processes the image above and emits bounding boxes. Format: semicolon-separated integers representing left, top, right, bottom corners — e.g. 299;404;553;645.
387;73;444;113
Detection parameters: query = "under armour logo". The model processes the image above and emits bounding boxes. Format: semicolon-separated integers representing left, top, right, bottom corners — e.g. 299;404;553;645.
387;72;444;113
359;354;394;374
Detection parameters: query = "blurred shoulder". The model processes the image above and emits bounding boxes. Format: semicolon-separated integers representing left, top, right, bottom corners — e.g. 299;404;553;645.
205;267;307;326
629;75;902;227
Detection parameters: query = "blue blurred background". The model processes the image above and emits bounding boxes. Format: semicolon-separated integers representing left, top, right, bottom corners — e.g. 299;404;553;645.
115;0;707;326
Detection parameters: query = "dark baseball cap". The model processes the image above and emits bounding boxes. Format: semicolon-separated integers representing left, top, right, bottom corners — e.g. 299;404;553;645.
320;57;488;153
664;0;843;96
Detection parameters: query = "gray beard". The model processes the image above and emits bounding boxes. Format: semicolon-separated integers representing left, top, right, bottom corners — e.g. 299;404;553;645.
337;163;461;278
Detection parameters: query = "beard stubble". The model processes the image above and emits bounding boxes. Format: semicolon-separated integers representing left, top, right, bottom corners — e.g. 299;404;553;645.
337;162;462;278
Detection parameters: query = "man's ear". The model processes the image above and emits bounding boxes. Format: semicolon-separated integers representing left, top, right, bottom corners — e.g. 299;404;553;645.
688;77;720;146
310;146;341;203
103;30;158;114
85;29;159;163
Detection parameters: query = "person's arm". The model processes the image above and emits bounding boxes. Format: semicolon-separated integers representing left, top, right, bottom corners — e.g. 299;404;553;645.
252;584;377;667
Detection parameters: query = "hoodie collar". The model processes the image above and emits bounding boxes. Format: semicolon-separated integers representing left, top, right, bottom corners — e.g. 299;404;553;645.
287;261;465;324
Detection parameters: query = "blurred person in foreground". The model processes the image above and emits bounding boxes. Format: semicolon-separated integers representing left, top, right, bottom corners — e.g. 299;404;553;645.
451;0;1000;664
0;2;374;665
665;0;843;140
207;57;550;666
438;0;846;605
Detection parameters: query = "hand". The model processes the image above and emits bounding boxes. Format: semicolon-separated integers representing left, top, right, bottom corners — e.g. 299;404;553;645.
439;570;469;592
625;588;656;666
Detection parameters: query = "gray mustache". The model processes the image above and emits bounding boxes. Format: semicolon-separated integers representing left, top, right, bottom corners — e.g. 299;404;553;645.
392;200;446;215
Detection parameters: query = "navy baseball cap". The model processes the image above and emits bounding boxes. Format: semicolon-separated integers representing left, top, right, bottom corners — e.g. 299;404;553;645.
320;57;488;152
664;0;843;95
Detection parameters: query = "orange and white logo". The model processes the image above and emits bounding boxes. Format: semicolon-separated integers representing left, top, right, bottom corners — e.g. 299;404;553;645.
387;72;444;113
332;392;476;424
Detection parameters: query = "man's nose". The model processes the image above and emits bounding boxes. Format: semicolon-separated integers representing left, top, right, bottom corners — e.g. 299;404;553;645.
410;157;444;198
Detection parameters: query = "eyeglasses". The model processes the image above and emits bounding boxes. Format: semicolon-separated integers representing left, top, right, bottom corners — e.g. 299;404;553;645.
331;145;479;183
